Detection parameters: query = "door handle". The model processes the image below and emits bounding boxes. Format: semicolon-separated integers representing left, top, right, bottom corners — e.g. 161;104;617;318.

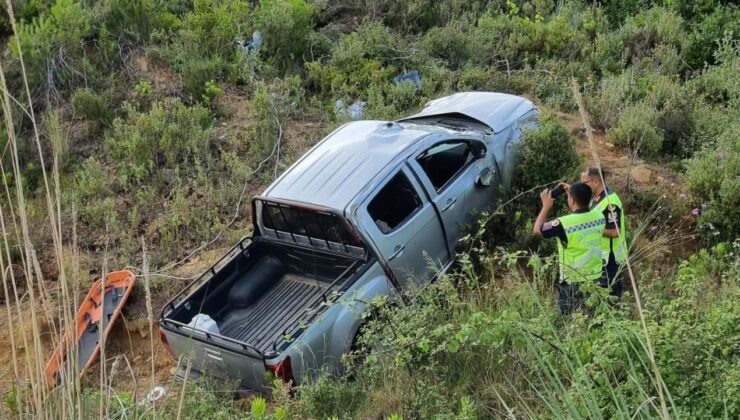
388;244;406;261
441;197;457;213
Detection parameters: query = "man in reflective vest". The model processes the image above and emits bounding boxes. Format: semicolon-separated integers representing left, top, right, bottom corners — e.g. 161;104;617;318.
534;182;605;315
581;166;627;297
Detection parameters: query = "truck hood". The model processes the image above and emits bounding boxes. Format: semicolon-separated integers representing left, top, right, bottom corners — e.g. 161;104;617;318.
399;92;535;134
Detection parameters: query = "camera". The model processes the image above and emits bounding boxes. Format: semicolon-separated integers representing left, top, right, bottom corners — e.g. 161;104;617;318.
550;184;566;199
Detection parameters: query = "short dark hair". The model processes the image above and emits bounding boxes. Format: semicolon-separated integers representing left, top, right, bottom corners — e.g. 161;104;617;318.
569;182;592;208
585;166;608;181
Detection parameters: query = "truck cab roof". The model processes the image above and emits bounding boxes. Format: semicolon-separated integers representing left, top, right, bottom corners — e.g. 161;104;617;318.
263;92;534;214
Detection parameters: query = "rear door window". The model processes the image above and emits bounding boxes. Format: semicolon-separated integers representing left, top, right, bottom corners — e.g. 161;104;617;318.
416;141;475;191
367;172;421;234
261;202;360;246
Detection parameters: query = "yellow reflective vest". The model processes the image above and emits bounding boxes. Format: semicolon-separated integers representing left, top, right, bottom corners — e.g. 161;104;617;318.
556;210;606;284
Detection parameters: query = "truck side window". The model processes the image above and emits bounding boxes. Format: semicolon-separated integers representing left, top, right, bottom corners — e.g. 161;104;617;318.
367;172;421;233
416;141;474;191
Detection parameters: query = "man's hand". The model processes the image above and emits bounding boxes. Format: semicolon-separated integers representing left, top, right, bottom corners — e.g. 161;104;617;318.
559;182;571;192
540;188;554;209
534;189;554;236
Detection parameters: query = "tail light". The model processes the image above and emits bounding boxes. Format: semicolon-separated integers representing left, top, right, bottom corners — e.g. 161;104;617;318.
159;328;177;360
267;356;294;385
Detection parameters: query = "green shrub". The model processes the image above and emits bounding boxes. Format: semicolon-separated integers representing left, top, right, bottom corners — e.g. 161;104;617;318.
93;0;160;43
642;75;695;156
167;0;252;97
600;0;650;28
421;21;475;69
11;0;92;94
685;122;740;243
607;100;662;158
456;66;498;91
177;0;251;58
105;99;213;186
587;71;635;130
254;0;313;72
514;115;582;192
597;6;686;73
690;38;740;106
71;88;112;123
683;4;740;69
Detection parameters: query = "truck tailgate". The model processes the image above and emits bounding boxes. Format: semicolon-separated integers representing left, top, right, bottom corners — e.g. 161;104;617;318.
161;324;271;390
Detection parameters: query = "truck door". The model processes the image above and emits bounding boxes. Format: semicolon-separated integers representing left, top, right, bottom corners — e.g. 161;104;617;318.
357;167;449;291
408;140;490;253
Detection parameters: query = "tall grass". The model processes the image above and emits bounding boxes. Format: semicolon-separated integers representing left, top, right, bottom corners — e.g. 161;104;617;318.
0;2;103;417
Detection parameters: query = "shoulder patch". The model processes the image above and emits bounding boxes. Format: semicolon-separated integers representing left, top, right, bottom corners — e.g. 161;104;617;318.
607;204;616;212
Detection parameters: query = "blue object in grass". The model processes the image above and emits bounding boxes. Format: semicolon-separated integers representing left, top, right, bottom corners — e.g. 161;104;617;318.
394;70;422;92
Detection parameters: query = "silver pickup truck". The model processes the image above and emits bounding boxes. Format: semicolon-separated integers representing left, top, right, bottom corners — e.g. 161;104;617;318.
158;92;537;391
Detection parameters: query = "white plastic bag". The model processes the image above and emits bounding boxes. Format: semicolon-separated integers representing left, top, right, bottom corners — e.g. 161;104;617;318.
187;314;220;335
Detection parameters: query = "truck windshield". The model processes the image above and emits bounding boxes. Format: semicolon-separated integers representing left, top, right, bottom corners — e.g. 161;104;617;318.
261;201;361;248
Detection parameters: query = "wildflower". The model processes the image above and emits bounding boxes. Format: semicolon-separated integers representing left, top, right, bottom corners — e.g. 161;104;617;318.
701;203;708;209
691;208;700;216
679;193;687;199
650;225;657;232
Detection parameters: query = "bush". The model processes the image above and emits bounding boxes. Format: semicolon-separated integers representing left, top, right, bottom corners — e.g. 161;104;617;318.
168;0;252;97
421;21;475;70
641;75;695;156
92;0;161;43
11;0;92;95
254;0;313;72
105;99;213;186
685;121;740;243
176;0;251;58
514;115;582;192
684;5;740;70
71;88;112;123
587;71;635;130
597;6;686;73
607;100;662;158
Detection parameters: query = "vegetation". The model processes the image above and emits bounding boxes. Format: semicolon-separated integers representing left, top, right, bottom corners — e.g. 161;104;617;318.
0;0;738;418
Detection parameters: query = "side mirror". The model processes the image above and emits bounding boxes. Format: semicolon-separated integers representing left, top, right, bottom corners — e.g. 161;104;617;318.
470;141;487;159
476;167;494;187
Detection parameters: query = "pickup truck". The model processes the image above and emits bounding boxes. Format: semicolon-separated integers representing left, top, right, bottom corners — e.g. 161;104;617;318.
159;92;537;391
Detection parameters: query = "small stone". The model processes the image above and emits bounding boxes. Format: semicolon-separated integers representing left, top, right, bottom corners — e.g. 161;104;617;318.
631;165;652;183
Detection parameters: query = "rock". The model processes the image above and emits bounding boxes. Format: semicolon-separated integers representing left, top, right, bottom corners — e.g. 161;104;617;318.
127;318;151;338
631;165;652;184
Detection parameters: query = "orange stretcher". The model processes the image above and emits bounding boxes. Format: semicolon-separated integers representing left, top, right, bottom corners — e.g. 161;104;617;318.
45;270;136;385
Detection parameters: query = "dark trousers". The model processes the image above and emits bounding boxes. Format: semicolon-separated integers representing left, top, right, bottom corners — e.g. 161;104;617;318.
599;254;624;298
558;283;586;316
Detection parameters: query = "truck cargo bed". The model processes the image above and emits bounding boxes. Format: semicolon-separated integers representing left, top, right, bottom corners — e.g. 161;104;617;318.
219;274;331;352
162;238;364;356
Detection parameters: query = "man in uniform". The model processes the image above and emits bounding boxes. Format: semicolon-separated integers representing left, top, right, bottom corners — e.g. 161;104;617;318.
533;182;605;315
580;166;627;298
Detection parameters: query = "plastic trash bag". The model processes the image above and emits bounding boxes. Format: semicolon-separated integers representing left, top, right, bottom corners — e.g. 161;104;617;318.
394;70;422;92
235;31;263;53
334;99;366;120
187;313;220;335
